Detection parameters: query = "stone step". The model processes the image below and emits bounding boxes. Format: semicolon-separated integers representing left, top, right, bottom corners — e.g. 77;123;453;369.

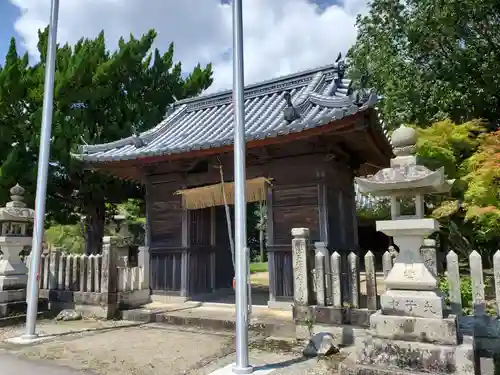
121;307;296;338
0;311;51;328
0;297;48;318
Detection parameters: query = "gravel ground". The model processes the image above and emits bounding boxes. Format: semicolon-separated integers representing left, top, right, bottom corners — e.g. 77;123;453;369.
0;320;345;375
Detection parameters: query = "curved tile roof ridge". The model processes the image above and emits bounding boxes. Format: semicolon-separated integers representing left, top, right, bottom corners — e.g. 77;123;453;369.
177;61;343;107
74;60;387;162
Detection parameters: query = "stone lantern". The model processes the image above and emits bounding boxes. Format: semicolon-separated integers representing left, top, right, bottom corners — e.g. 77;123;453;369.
339;126;473;374
356;125;453;303
0;184;35;316
111;214;134;267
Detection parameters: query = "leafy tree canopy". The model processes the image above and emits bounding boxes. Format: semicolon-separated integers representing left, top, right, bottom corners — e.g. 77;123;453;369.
0;29;213;253
416;120;499;253
349;0;500;130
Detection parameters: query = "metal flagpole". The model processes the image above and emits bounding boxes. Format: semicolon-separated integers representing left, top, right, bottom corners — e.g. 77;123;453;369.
24;0;60;339
231;0;252;374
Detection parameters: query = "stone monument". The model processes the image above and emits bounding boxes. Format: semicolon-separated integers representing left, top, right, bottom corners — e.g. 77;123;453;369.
0;184;35;317
339;125;474;374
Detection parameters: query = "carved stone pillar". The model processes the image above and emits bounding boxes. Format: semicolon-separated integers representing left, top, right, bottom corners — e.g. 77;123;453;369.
291;228;312;306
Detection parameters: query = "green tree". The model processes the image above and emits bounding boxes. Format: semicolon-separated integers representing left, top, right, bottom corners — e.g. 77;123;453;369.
13;29;212;254
416;120;499;259
0;38;37;204
348;0;500;130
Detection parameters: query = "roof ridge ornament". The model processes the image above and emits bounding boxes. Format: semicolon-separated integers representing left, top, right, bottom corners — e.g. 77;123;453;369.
130;125;146;148
335;52;346;87
351;73;372;106
283;91;301;123
164;102;176;118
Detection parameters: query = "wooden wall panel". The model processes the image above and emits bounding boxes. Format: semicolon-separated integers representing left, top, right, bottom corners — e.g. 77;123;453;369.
150;250;182;292
149;184;183;247
190;208;212;246
273;250;294;298
215;206;233;247
272;185;320;245
188;251;212;295
272;185;318;207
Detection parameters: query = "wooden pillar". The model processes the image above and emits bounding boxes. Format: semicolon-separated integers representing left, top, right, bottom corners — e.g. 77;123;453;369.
144;177;153;248
180;195;190;297
143;177;153;293
266;186;277;304
318;182;329;243
337;189;346;248
210;206;216;292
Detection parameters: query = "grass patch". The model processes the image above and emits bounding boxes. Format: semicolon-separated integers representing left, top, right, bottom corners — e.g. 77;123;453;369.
250;262;268;274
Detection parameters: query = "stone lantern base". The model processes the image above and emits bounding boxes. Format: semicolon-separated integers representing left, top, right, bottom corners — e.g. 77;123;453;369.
338;311;474;375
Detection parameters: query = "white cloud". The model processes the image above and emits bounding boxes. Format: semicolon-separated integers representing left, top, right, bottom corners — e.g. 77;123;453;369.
9;0;367;92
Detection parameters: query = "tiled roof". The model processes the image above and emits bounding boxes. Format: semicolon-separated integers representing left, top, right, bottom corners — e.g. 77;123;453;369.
74;61;382;163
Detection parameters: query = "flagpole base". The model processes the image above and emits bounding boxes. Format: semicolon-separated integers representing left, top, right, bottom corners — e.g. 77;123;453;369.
232;364;253;374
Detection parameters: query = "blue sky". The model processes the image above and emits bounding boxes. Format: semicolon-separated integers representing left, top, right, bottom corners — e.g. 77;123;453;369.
0;2;22;60
0;0;358;90
0;0;342;63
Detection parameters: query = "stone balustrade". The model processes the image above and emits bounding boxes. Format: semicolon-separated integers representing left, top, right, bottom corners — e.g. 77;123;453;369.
23;237;150;318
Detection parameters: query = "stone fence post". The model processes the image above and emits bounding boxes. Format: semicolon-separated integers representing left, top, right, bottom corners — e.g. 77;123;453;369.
48;248;61;290
101;236;119;318
291;228;312;306
138;246;150;291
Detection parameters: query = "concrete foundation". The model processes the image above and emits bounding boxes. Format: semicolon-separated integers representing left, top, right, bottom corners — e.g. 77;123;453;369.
339;312;474;375
339;337;474;375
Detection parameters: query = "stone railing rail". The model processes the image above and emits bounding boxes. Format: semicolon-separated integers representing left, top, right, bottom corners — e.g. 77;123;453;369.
22;237;150;318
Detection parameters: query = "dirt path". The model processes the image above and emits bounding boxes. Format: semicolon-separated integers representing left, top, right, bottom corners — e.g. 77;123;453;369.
250;272;269;286
0;319;344;375
1;323;233;375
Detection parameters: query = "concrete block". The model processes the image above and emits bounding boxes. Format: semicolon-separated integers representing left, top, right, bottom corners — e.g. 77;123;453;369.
369;312;458;345
339;337;474;375
380;290;444;319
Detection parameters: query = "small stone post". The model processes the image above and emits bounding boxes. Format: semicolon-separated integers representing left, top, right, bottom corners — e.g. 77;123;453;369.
101;236;119;318
330;251;342;308
314;246;326;306
347;252;360;308
364;251;377;311
291;228;312;306
49;248;61;290
0;184;35;317
138;246;150;291
446;250;462;315
382;250;392;278
315;242;332;305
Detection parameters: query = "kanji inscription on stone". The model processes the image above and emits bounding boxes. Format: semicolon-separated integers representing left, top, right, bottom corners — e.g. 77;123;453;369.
405;300;417;312
423;301;436;314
